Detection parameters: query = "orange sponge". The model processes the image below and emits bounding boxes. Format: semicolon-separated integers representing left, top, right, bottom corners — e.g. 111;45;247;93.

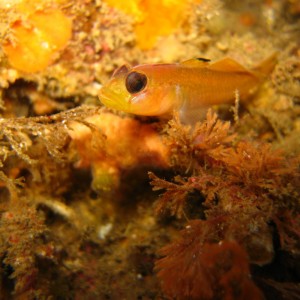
104;0;202;50
3;7;72;73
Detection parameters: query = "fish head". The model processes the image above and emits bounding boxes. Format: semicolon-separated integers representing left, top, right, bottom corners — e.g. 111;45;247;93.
99;64;176;116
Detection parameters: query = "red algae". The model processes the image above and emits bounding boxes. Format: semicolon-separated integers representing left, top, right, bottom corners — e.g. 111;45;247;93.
0;0;299;299
151;109;300;298
156;220;264;300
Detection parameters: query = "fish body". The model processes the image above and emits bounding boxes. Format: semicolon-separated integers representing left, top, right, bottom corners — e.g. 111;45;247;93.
99;54;277;121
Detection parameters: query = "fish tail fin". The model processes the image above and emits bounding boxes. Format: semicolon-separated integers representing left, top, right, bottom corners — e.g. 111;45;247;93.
252;52;278;79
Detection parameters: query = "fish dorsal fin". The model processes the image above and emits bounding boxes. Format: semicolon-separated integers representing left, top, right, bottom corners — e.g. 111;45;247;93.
252;52;278;78
208;58;249;72
112;64;131;77
181;58;211;68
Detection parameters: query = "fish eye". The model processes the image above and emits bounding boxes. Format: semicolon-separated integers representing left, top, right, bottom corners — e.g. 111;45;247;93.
125;72;147;94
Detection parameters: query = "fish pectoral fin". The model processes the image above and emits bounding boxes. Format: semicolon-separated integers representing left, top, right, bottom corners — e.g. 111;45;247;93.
209;58;249;72
179;105;210;125
181;58;211;68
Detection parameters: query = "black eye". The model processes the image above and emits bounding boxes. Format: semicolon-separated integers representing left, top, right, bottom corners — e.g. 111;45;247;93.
125;72;147;94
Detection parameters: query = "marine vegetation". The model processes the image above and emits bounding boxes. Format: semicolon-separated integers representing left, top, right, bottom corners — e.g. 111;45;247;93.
155;225;265;300
0;0;299;299
150;110;300;299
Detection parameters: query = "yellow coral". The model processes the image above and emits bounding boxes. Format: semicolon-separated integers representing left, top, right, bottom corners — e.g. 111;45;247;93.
104;0;202;49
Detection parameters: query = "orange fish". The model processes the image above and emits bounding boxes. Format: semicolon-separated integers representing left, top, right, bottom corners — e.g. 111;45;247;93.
99;54;277;122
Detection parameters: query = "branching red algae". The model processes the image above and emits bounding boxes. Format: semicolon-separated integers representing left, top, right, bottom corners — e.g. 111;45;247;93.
0;107;298;299
0;106;170;298
0;199;47;297
0;0;299;299
151;110;300;299
156;220;264;300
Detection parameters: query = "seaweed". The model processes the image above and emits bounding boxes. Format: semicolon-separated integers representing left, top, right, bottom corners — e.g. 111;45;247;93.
0;0;299;298
0;105;169;298
0;106;106;297
0;105;101;191
156;220;264;300
151;110;300;298
162;110;236;172
0;199;47;297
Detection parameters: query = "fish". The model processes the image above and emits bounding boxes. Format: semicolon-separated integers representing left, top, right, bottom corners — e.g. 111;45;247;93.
99;54;277;123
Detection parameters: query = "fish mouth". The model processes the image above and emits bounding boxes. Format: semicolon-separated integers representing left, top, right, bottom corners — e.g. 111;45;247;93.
99;88;131;112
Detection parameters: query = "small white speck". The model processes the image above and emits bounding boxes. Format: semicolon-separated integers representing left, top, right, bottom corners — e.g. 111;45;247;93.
98;223;113;240
41;41;50;49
